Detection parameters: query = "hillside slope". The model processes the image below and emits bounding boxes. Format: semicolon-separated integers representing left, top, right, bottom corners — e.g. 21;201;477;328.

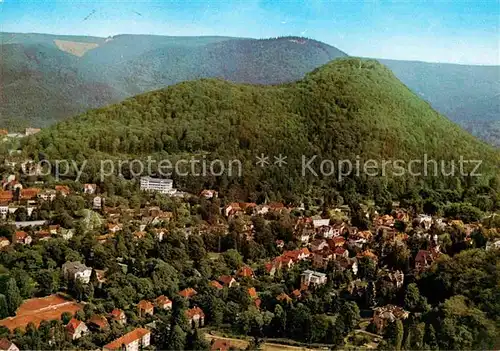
26;58;499;200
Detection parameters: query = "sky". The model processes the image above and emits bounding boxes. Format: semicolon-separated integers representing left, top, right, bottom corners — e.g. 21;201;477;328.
0;0;499;65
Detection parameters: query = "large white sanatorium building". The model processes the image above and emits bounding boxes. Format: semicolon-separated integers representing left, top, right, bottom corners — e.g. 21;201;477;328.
140;177;176;195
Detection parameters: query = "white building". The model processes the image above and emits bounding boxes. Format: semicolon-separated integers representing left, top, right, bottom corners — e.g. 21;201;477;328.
301;270;327;286
62;261;92;284
140;177;176;195
93;196;103;210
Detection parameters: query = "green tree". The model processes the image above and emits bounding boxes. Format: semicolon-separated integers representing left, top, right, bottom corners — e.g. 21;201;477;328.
168;325;186;350
0;294;8;319
385;320;404;350
5;278;22;315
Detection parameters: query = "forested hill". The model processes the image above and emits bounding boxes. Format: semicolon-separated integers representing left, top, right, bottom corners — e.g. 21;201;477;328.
25;58;500;203
1;32;498;147
0;33;346;129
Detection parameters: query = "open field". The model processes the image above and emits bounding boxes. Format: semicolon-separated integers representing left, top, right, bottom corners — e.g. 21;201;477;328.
0;294;82;330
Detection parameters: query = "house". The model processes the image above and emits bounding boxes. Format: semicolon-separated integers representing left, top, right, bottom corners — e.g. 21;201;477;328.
36;230;51;242
66;318;88;340
137;300;154;317
237;266;254;278
0;338;19;351
60;228;75;241
14;231;32;245
25;128;41;136
373;305;409;334
310;238;329;252
275;239;284;248
49;225;60;235
248;287;258;299
316;225;335;239
155;295;172;310
415;248;440;271
186;307;205;328
93;196;103;210
414;214;433;230
218;275;237;288
333;247;349;259
103;328;151;351
179;288;197;299
0;237;10;249
62;261;92;284
83;184;97;194
386;270;405;289
152;228;166;242
313;218;330;228
486;239;500;251
110;309;127;325
211;339;231;351
88;315;109;331
38;190;56;202
329;236;346;247
282;248;310;262
210;280;224;290
301;270;327;286
20;188;40;200
55;185;70;196
277;293;292;304
357;249;378;262
200;190;218;199
107;223;123;234
0;191;13;204
374;215;395;228
0;205;9;219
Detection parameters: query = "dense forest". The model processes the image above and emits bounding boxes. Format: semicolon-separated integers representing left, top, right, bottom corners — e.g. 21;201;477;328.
23;58;500;208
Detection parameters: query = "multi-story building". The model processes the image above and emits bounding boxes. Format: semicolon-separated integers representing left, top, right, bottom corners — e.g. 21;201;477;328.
140;177;176;195
62;261;92;284
103;328;151;351
301;270;327;286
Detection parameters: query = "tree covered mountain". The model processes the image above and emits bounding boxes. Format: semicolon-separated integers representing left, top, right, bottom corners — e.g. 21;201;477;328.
1;32;498;146
25;58;500;206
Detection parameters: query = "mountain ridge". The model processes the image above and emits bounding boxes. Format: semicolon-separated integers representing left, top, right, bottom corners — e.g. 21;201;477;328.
1;32;498;146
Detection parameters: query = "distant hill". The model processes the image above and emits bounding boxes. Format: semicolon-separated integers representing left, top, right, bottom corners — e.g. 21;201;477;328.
26;58;499;201
379;59;500;147
0;32;346;129
1;32;498;146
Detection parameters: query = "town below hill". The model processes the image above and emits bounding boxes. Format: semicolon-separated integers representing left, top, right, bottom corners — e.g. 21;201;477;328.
0;170;498;350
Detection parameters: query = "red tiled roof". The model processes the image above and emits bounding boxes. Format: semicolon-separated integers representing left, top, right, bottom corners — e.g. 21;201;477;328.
20;188;40;200
15;231;28;240
55;185;70;194
66;318;82;333
210;280;223;289
103;328;150;350
248;287;258;299
110;309;124;319
89;315;109;329
218;275;235;286
0;338;14;350
186;306;205;319
237;266;254;278
0;191;13;201
155;295;171;305
137;300;154;311
179;288;197;298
